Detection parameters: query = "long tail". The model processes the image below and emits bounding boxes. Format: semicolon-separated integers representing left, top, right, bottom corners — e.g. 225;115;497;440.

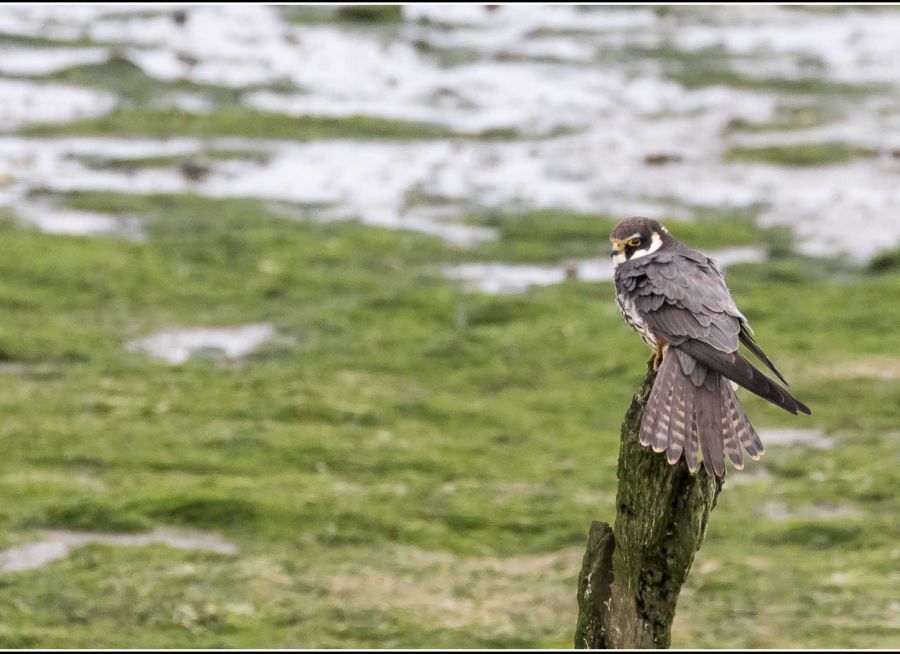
640;353;765;476
677;339;811;416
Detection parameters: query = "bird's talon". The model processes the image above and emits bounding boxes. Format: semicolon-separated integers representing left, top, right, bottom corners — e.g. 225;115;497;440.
652;342;666;370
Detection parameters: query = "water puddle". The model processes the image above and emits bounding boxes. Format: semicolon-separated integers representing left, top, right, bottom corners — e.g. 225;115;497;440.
126;322;277;364
759;428;833;450
443;246;768;294
15;200;145;240
0;528;237;573
0;78;116;129
2;6;900;257
0;46;109;76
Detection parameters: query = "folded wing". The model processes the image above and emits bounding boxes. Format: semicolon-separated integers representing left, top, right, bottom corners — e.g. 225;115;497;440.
632;249;810;415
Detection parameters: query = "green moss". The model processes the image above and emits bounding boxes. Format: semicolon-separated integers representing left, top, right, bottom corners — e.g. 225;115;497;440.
3;7;900;646
21;107;456;141
38;56;242;106
724;103;840;133
0;190;897;647
38;500;151;532
725;142;876;166
278;5;343;24
279;5;404;25
67;149;272;172
0;32;99;47
757;521;863;549
786;4;900;13
411;39;483;68
865;248;900;274
143;497;259;529
462;210;765;263
335;5;404;23
629;44;882;96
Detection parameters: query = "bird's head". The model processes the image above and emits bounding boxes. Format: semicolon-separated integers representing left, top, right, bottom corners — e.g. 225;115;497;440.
609;217;669;265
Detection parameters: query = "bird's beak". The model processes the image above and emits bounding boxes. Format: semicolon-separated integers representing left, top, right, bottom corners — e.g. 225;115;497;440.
610;240;623;257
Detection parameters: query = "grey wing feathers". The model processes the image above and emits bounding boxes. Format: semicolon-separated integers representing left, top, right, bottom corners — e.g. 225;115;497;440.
628;249;810;416
628;249;746;352
652;304;739;352
677;340;810;415
739;323;789;385
623;244;810;475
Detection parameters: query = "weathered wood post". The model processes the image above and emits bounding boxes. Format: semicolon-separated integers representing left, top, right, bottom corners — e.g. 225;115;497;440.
574;360;723;649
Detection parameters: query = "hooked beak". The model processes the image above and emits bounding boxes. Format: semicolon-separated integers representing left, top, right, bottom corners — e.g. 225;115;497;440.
610;240;623;257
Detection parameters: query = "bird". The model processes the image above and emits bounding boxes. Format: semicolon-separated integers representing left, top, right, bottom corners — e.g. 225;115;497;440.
610;216;811;476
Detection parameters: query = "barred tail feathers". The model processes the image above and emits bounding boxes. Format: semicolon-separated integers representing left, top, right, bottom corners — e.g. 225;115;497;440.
639;352;764;476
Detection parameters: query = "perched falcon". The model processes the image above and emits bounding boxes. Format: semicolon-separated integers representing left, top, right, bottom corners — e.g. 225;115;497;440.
610;217;811;476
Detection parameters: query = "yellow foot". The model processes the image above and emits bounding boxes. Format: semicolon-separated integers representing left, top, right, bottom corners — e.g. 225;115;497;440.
652;342;667;370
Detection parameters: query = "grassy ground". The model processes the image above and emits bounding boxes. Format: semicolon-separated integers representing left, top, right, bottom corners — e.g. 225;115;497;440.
2;5;900;646
725;142;878;166
0;191;898;648
21;107;460;141
623;44;884;98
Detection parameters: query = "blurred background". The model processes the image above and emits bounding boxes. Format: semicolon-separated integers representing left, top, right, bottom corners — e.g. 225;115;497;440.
0;3;898;648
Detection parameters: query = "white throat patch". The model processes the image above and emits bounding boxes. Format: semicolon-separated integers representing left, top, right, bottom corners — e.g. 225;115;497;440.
612;231;663;266
629;231;663;260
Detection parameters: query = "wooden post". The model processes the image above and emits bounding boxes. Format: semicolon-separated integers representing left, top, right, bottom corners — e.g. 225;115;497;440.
574;360;723;649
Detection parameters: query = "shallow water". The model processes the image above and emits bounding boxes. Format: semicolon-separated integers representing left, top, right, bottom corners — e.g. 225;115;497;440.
0;528;237;573
126;322;277;364
1;5;900;259
759;428;834;450
444;246;768;294
15;197;145;239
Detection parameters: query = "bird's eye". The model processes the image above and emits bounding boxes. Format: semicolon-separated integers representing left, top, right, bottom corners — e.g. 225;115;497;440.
627;238;641;247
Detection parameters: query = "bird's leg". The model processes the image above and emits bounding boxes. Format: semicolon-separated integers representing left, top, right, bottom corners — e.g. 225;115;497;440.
652;340;668;371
